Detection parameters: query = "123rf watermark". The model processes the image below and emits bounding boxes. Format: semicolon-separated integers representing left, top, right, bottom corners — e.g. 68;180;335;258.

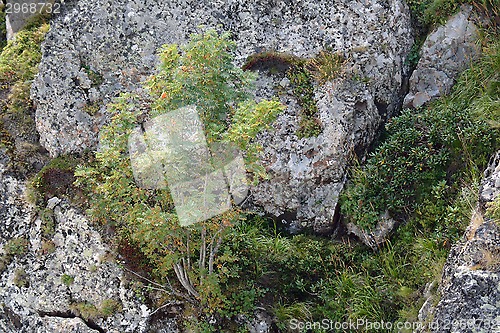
289;318;500;331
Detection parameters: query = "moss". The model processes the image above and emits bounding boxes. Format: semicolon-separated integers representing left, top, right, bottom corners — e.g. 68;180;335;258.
243;50;347;138
70;299;122;320
82;65;104;87
242;51;299;72
82;100;102;116
99;299;122;317
0;22;50;176
61;274;74;286
40;240;56;255
70;302;99;321
0;254;12;274
4;237;29;256
406;0;499;34
307;50;346;85
40;208;55;237
13;268;29;288
28;153;90;208
0;3;6;50
286;64;322;138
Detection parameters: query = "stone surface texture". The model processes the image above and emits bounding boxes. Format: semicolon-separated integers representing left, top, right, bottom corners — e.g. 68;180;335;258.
32;0;413;232
404;6;480;108
0;150;178;332
415;150;500;333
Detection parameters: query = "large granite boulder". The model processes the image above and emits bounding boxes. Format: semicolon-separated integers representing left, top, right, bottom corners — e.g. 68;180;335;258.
32;0;413;232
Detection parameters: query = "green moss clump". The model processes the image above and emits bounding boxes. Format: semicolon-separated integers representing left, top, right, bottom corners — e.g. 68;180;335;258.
28;153;91;208
82;65;104;87
40;208;56;237
70;299;122;320
99;299;122;317
4;237;29;256
13;268;29;288
286;63;322;138
70;302;99;321
243;50;346;138
61;274;75;286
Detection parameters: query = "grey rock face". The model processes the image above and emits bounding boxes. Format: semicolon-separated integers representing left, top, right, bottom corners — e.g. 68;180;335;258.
404;6;480;108
5;0;48;40
0;150;32;246
32;0;412;231
480;151;500;205
416;151;500;333
0;150;175;333
345;211;397;249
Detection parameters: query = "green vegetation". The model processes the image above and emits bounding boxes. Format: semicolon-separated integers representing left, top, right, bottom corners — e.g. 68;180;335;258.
76;30;284;321
61;274;75;286
71;23;500;330
0;16;49;175
243;50;346;138
13;268;29;288
0;237;29;274
82;64;104;87
99;299;122;317
27;153;89;209
0;3;7;50
4;237;29;256
70;298;121;321
406;0;499;30
287;62;322;138
70;302;99;321
40;208;56;237
341;35;499;231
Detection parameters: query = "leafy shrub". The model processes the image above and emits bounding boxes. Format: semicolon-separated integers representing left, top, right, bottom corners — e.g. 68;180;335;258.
341;35;499;231
76;30;284;318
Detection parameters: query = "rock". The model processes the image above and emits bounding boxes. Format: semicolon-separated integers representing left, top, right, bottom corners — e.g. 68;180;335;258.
40;317;100;333
345;211;397;249
247;310;273;333
415;151;500;332
0;150;177;333
32;0;413;232
0;149;33;246
47;196;61;210
404;6;480;108
5;0;49;40
479;150;500;205
235;309;274;333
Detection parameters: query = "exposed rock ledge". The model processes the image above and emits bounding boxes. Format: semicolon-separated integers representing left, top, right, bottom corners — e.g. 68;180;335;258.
416;151;500;333
0;148;177;332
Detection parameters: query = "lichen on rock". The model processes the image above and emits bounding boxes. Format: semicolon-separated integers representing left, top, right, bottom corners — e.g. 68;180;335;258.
31;0;413;232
